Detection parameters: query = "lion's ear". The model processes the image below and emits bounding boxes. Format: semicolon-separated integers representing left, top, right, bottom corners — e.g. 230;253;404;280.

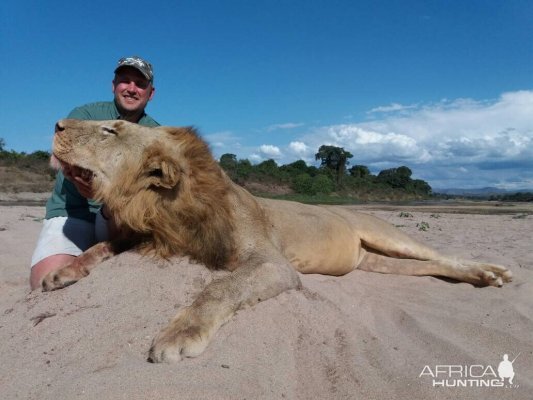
146;158;180;189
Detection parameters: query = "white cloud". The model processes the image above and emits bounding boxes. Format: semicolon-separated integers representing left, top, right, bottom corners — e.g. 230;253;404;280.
309;124;432;164
368;103;417;114
204;131;241;149
249;153;262;163
292;90;533;188
266;122;304;131
207;91;533;189
288;141;308;154
259;144;282;158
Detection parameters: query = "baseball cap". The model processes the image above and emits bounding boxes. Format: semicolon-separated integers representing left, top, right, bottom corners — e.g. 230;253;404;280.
114;56;154;82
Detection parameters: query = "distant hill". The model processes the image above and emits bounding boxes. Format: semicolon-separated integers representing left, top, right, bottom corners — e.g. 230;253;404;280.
434;187;533;197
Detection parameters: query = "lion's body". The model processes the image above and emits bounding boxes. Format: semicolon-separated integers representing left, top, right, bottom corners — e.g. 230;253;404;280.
252;196;444;275
257;198;362;275
43;119;512;363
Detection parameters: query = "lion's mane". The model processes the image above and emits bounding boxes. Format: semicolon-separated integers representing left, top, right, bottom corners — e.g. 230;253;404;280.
95;127;236;269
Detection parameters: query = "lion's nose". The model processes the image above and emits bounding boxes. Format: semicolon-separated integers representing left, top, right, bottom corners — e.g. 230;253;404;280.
55;121;65;133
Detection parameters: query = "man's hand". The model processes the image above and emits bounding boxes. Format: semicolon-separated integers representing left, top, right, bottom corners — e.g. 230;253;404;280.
71;175;94;198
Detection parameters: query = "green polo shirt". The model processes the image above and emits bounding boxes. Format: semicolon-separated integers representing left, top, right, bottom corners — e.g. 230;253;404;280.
45;101;160;222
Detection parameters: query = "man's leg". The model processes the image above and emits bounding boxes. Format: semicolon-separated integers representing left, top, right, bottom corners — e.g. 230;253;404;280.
30;254;77;290
30;217;96;290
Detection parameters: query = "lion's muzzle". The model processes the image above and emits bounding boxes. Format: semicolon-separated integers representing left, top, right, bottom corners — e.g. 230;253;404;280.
52;120;95;186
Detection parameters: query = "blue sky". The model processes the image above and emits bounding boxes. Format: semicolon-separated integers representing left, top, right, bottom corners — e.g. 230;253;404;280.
1;0;532;189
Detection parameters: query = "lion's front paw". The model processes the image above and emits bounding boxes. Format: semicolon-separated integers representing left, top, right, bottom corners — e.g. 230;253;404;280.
42;266;88;291
148;307;213;363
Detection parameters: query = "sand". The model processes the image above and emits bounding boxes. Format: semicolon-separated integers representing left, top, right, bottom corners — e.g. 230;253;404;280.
0;203;532;399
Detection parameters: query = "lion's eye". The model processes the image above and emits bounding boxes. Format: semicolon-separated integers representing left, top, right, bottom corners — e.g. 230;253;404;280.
102;127;117;135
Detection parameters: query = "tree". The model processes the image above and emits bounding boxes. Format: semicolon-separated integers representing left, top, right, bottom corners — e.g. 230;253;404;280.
219;153;237;170
279;159;308;174
28;150;51;161
256;159;278;174
407;179;432;196
377;166;412;189
219;153;238;180
349;165;371;179
0;138;5;152
396;166;412;179
219;154;254;182
315;145;353;185
235;159;253;180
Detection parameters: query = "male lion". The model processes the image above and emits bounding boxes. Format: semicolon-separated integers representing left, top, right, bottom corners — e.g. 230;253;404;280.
42;119;512;363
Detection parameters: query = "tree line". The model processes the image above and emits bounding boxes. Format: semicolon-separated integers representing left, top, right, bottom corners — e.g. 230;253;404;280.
0;137;432;200
488;192;533;202
1;139;52;174
0;138;51;166
219;144;433;199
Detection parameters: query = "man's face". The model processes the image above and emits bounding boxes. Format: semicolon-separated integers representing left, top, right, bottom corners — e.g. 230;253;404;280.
112;67;155;116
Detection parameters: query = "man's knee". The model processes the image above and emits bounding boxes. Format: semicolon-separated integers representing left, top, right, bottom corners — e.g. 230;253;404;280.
30;216;100;289
30;254;77;290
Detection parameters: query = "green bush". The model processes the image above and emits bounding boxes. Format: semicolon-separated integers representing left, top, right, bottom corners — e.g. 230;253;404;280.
292;173;315;195
311;174;335;194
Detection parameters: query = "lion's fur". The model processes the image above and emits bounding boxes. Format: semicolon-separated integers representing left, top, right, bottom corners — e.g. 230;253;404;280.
108;128;237;268
45;118;512;362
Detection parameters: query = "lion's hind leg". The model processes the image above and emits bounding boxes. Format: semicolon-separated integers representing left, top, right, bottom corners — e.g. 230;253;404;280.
333;210;512;287
358;251;512;287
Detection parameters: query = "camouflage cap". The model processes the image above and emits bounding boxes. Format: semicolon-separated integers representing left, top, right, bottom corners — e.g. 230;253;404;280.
114;56;154;82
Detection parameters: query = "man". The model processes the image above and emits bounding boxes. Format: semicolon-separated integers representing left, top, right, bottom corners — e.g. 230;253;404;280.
30;56;159;289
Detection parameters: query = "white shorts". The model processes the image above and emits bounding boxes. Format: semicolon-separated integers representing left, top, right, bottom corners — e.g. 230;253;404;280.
30;213;109;267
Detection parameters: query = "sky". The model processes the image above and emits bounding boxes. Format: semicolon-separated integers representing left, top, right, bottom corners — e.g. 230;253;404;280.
1;0;532;190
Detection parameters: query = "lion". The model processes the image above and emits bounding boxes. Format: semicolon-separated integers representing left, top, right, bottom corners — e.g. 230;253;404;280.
42;119;512;363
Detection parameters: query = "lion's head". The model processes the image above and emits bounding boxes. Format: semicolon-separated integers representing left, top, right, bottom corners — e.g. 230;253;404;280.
53;119;235;267
53;120;185;194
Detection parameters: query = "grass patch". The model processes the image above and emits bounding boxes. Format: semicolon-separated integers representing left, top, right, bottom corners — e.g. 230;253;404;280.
258;192;364;205
398;212;413;218
416;221;430;231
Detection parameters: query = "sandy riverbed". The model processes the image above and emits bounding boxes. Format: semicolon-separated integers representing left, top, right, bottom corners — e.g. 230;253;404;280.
0;202;531;399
